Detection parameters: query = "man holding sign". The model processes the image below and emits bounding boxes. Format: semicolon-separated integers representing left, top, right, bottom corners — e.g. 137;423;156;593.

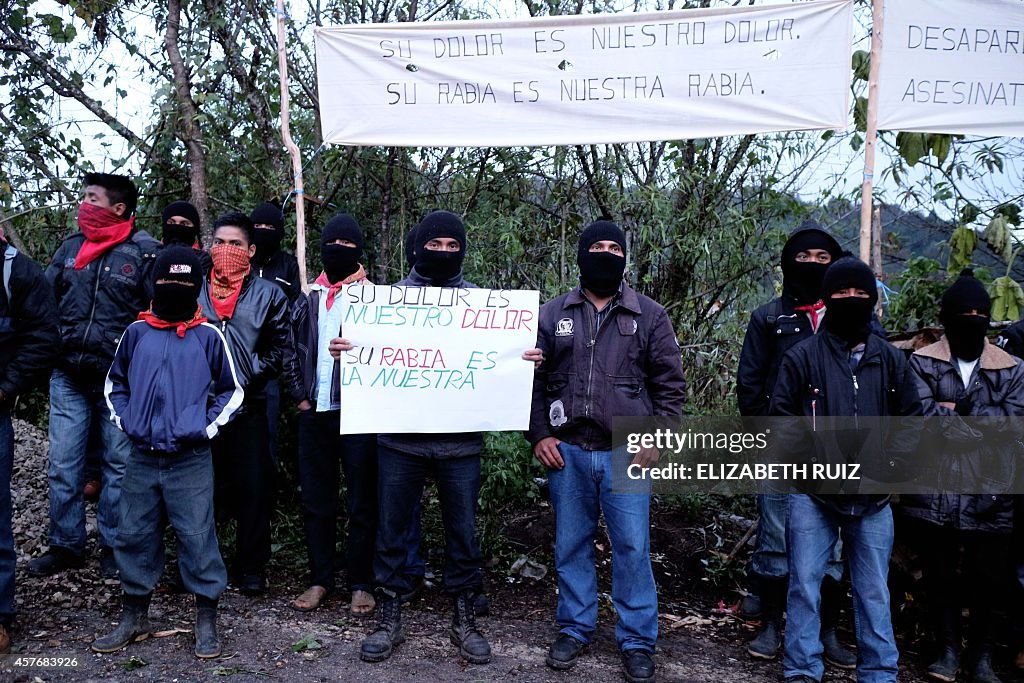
351;210;492;665
526;220;686;683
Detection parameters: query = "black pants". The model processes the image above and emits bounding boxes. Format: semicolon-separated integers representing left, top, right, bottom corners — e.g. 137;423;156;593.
909;517;1010;645
374;444;483;596
212;400;274;577
297;409;378;592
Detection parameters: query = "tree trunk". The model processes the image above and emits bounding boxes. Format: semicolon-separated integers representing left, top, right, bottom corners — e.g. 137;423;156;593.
164;0;212;242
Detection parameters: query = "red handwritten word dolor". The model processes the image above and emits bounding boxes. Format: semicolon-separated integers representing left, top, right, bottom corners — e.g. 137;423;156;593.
461;308;534;331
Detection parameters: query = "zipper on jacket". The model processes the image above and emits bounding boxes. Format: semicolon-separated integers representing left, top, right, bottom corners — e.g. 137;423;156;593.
78;251;107;375
852;372;860;429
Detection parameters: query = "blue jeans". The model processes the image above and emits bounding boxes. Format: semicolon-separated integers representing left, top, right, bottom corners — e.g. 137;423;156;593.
751;493;843;581
548;442;657;652
374;445;482;595
116;445;226;600
47;369;131;552
785;494;898;683
0;406;15;627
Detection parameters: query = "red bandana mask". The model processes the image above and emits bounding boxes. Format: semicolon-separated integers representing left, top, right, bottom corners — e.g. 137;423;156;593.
139;305;207;338
209;244;251;320
75;202;134;270
315;265;369;310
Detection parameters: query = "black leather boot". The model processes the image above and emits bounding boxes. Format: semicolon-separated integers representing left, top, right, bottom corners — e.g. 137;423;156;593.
450;590;491;664
360;595;404;662
968;614;1002;683
91;593;153;653
927;607;960;683
194;595;221;659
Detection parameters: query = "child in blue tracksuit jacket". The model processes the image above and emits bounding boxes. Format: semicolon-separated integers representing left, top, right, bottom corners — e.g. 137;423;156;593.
96;246;243;659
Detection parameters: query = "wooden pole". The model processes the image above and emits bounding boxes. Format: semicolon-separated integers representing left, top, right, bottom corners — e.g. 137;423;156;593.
872;207;883;276
859;0;884;264
275;0;309;292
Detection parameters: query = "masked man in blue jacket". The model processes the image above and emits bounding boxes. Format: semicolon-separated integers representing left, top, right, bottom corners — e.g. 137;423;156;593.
96;246;243;659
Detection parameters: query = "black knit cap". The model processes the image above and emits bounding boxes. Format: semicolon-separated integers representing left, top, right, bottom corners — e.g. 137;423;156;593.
780;219;842;267
941;268;991;317
161;201;201;229
322;213;364;248
416;210;466;251
821;256;878;305
250;202;284;231
153;245;203;289
577;220;627;262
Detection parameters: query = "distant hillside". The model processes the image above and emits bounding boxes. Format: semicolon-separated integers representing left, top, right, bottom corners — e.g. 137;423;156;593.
819;201;1024;281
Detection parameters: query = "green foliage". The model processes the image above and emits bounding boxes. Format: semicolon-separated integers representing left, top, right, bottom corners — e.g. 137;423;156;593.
478;432;542;557
989;276;1024;322
884;256;949;331
291;634;324;652
895;132;956;168
947;225;978;274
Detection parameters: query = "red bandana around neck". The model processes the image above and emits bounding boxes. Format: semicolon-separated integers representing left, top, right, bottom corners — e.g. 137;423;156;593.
794;299;826;333
315;265;369;310
75;202;134;270
209;244;251;320
138;306;208;338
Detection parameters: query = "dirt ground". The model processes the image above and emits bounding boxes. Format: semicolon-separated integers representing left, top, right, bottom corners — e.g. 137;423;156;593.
2;419;1020;682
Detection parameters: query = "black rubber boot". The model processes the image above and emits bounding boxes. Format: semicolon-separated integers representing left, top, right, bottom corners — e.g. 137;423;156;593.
194;595;221;659
450;590;491;664
748;577;785;660
927;607;960;683
821;577;856;669
968;615;1002;683
91;593;153;653
360;595;404;662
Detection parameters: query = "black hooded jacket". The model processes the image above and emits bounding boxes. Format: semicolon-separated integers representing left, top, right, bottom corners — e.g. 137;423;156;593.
46;230;160;384
254;250;302;304
770;330;924;516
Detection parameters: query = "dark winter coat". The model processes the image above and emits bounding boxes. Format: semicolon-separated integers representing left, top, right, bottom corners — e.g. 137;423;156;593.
198;274;290;404
283;286;341;408
105;320;244;452
0;244;60;399
526;284;687;451
738;296;888;417
254;250;302;304
770;330;924;516
46;231;160;384
900;339;1022;533
378;267;485;458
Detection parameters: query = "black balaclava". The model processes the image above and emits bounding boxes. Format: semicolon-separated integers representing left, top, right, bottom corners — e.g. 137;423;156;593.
250;202;285;264
781;220;844;305
414;210;466;285
161;200;201;247
577;219;627;297
321;213;364;283
821;257;878;345
940;268;991;362
152;245;203;322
